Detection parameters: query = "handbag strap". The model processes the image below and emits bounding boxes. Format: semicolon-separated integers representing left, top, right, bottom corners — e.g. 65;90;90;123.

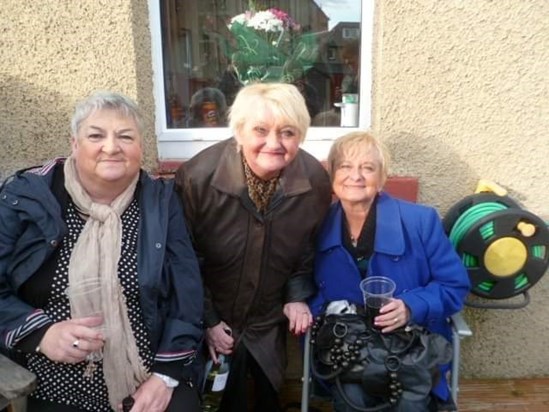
309;340;345;381
310;344;395;411
334;376;395;412
378;327;421;358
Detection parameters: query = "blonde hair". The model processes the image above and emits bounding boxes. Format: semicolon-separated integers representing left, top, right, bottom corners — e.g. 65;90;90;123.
228;82;310;143
327;131;390;185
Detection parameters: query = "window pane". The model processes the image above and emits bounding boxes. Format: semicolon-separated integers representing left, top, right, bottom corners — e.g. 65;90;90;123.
160;0;362;129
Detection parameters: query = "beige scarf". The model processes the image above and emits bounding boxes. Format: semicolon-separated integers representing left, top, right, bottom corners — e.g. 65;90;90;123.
64;156;149;409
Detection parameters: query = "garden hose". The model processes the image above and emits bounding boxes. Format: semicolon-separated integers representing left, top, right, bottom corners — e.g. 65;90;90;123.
443;188;549;308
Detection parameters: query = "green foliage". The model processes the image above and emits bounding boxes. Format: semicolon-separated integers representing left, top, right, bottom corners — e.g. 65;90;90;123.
227;9;319;85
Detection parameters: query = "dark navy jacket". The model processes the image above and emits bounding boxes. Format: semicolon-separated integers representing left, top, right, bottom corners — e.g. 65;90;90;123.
0;160;203;379
309;192;470;399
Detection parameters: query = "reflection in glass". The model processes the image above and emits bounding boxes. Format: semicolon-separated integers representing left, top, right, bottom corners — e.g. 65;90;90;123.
160;0;362;128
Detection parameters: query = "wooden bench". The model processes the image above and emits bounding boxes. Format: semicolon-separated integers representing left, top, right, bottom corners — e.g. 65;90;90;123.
0;353;36;412
156;160;419;202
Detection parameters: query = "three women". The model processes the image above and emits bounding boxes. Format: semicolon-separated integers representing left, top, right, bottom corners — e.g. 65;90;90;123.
1;86;468;412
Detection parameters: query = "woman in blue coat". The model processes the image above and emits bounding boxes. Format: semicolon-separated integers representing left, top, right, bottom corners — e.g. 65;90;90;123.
309;131;470;411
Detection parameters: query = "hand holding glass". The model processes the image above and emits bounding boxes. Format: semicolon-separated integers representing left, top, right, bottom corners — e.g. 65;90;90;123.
359;276;396;328
65;279;107;362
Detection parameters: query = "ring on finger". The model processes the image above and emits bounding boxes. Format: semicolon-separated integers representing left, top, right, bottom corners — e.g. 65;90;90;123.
72;339;80;348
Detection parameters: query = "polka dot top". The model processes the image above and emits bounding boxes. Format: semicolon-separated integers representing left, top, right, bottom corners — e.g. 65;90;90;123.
26;199;154;411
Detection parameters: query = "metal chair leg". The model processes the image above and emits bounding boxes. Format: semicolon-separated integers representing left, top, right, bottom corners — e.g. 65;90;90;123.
301;329;311;412
450;312;473;404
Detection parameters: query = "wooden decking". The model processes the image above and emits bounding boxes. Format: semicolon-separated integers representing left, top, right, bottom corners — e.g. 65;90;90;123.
458;379;549;412
279;378;549;412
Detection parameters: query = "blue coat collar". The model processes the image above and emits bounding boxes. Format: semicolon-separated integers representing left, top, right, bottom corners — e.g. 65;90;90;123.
318;192;406;256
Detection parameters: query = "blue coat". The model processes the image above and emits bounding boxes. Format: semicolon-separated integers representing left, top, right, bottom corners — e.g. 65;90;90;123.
0;161;203;379
309;192;470;399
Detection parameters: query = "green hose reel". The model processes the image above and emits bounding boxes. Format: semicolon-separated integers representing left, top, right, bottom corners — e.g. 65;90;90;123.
443;191;549;308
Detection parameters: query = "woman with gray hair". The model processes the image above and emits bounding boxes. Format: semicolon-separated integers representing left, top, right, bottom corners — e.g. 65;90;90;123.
175;82;332;411
0;91;203;411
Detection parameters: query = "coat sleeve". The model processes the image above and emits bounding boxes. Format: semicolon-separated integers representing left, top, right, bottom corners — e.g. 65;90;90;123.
152;189;204;380
285;171;332;304
284;241;318;303
399;208;471;326
173;167;221;328
307;277;328;318
0;184;53;350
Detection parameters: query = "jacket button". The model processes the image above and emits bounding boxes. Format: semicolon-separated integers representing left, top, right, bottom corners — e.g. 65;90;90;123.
1;195;6;200
392;256;400;262
155;242;162;249
50;240;58;247
11;199;19;205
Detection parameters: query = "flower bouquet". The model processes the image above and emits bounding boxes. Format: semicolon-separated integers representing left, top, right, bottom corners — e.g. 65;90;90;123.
227;7;318;85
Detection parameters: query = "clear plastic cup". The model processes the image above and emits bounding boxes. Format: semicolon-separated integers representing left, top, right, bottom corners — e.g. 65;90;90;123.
65;279;106;362
359;276;396;327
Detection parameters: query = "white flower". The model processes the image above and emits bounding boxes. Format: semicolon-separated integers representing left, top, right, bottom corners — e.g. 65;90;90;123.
247;10;283;32
229;12;247;28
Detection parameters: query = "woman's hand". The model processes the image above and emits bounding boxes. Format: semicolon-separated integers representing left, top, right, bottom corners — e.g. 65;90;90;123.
38;316;105;363
118;375;173;412
206;321;234;362
283;301;312;336
375;298;410;333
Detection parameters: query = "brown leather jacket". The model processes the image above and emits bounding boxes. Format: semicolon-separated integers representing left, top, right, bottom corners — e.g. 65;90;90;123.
175;138;331;389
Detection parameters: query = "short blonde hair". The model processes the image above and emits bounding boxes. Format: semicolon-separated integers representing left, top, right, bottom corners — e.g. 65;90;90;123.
327;131;390;185
228;82;310;142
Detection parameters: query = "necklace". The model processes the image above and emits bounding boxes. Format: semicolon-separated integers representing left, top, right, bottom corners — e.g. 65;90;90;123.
346;219;360;248
350;234;358;247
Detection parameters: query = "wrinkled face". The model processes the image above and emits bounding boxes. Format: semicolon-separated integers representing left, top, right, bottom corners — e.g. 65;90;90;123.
235;104;301;180
72;109;142;190
332;149;383;206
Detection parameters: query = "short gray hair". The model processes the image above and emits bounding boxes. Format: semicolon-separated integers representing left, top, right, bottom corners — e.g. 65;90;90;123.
70;91;144;136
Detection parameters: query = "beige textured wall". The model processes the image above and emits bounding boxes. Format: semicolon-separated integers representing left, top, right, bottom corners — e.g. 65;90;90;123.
373;0;549;378
0;0;155;181
1;0;548;380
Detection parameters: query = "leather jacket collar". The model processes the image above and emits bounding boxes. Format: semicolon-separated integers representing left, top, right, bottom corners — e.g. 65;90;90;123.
211;137;313;199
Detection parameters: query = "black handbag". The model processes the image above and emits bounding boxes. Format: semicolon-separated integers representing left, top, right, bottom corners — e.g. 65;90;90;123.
310;312;452;411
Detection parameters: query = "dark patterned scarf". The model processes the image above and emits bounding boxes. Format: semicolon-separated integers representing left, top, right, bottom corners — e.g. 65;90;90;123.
242;155;279;214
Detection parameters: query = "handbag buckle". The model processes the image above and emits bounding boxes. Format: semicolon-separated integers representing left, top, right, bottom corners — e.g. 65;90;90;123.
384;354;402;372
332;321;349;338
